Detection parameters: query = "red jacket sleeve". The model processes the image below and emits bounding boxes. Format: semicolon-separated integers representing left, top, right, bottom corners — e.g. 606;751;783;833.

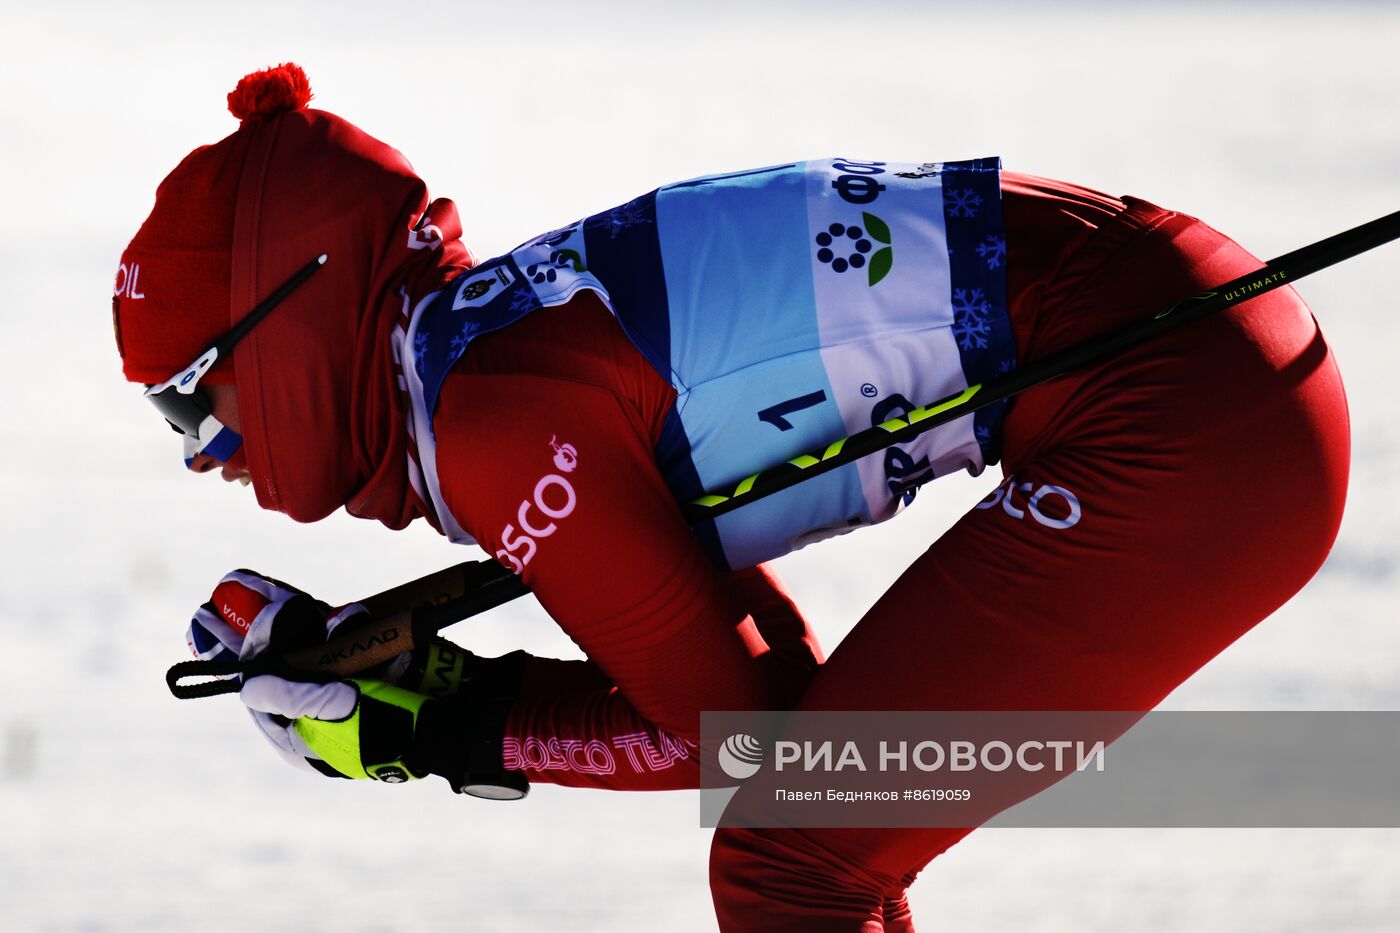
429;299;821;789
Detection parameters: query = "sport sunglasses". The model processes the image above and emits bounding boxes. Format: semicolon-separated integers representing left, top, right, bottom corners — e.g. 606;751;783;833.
143;253;327;465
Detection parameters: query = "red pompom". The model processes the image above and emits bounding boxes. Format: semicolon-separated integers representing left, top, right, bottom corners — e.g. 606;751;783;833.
227;63;313;125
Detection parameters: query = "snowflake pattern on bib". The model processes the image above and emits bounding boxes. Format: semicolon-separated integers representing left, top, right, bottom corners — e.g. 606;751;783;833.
976;235;1007;270
947;189;983;219
952;288;993;351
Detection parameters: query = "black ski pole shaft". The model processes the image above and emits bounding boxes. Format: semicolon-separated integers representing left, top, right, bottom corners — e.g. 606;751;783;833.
682;208;1400;522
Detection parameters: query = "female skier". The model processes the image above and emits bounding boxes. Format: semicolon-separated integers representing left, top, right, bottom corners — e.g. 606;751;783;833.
114;65;1350;931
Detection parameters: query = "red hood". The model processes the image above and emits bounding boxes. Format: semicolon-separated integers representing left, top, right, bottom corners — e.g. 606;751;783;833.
228;109;471;526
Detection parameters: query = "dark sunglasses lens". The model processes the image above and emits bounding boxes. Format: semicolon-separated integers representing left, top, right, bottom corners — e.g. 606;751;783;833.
148;385;212;437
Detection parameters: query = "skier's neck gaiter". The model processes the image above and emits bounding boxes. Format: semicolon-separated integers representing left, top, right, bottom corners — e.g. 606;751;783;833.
228;109;472;527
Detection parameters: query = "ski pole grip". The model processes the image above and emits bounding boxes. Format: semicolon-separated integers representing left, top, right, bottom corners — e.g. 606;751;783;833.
281;608;420;677
164;610;418;700
165;559;530;700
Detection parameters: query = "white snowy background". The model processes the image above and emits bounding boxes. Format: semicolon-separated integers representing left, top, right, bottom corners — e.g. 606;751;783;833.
2;1;1397;930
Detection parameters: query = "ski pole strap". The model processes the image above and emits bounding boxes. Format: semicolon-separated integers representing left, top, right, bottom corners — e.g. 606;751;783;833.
165;659;250;699
684;208;1400;522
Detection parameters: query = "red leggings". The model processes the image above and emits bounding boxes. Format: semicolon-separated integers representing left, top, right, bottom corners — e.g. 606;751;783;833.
708;196;1351;930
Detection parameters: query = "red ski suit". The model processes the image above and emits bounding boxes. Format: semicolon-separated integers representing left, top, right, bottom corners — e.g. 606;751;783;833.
427;173;1348;931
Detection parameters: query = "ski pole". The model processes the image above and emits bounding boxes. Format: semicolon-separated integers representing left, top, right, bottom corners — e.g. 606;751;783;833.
166;206;1400;699
683;207;1400;521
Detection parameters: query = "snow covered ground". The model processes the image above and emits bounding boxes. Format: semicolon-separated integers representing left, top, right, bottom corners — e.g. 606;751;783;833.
2;1;1397;929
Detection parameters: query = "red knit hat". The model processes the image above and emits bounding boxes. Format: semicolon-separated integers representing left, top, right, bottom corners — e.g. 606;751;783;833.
115;63;472;525
113;63;315;384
